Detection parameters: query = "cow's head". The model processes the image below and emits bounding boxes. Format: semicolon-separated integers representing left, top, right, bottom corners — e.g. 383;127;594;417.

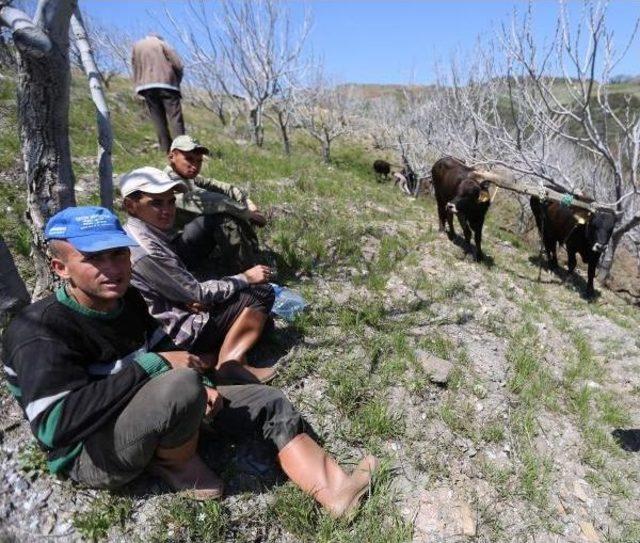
585;209;618;254
447;179;491;214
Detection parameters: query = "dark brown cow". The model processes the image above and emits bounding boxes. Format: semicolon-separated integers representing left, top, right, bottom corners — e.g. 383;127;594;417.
431;157;492;261
373;159;391;181
530;193;619;297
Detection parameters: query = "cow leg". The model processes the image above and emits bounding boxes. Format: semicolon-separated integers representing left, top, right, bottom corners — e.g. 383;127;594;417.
586;259;596;298
472;223;484;262
436;200;448;233
545;240;558;269
567;250;577;274
459;215;472;245
446;209;456;238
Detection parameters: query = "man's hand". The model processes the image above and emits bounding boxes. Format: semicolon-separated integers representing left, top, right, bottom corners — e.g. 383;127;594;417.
159;351;217;373
185;301;207;314
204;387;224;418
242;265;272;284
249;210;267;227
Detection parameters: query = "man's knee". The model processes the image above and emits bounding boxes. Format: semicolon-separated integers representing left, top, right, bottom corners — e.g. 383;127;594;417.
154;369;206;425
245;284;275;314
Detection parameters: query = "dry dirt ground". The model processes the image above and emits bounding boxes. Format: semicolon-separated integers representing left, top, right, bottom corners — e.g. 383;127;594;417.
1;192;639;543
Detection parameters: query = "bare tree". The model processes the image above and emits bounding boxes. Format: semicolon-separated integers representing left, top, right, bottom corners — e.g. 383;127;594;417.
70;14;133;86
1;0;77;298
165;1;238;129
428;2;639;280
70;6;113;209
1;0;115;300
169;0;311;147
293;71;350;163
498;2;639;280
264;75;297;154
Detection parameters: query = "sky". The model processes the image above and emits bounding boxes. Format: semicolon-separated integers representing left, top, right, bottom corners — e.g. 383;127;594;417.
80;0;640;85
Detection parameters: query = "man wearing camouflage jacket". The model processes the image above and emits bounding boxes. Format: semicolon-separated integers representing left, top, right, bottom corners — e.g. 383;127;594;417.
165;135;268;276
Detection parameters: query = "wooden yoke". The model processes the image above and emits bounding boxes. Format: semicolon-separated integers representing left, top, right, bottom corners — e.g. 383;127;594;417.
471;169;619;215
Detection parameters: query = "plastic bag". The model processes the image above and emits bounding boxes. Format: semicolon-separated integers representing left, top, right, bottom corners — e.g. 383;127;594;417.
270;283;307;321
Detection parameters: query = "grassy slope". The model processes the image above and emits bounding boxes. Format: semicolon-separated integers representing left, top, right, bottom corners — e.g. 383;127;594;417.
1;75;640;542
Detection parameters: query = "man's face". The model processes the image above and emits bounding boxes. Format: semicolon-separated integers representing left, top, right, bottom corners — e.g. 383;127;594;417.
51;242;131;311
125;190;177;231
169;149;205;179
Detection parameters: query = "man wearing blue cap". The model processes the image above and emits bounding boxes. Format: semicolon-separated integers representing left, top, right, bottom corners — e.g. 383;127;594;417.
2;206;378;516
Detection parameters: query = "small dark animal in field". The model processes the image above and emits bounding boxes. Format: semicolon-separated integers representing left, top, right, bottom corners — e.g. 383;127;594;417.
530;194;619;297
431;156;492;261
373;159;391;181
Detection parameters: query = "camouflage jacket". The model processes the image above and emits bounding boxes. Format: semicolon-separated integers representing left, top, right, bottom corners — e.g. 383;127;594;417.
164;167;256;222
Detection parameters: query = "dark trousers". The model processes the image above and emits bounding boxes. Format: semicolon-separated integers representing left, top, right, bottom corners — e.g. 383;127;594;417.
173;213;263;276
68;370;303;489
140;88;185;153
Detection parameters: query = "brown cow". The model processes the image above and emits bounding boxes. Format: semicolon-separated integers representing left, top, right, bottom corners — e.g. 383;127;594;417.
431;157;492;261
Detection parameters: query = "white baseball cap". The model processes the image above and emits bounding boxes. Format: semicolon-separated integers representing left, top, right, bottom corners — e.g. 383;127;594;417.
119;167;187;197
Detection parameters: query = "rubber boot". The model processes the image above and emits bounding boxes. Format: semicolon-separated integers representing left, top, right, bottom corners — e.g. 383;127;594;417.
217;307;277;384
277;433;378;519
148;432;224;501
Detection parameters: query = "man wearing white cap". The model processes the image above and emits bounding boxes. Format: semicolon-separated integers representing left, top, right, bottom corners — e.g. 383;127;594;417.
120;167;277;384
165;134;268;276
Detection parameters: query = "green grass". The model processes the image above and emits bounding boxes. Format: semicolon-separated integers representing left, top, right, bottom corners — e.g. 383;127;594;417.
17;441;47;475
149;497;229;542
73;494;134;542
269;461;412;543
3;70;640;542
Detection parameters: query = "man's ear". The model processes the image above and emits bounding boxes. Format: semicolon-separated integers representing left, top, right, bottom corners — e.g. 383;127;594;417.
123;197;136;215
50;257;70;280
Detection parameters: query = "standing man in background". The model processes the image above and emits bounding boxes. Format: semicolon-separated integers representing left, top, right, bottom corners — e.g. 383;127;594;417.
132;34;186;153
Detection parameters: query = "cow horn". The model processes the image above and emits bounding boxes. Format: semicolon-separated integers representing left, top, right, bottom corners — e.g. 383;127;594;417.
572;209;590;225
478;190;491;203
473;169;505;183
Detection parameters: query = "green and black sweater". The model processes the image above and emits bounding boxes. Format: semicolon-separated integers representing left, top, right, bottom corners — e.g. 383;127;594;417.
2;287;173;474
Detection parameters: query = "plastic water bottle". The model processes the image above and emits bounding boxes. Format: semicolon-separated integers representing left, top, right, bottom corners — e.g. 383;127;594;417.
270;283;307;321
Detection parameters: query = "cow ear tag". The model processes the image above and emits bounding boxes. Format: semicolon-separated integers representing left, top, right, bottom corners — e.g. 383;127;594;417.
572;210;589;225
478;190;491;203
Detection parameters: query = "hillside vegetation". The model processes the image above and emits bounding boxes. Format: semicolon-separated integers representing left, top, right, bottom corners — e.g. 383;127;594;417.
1;75;640;542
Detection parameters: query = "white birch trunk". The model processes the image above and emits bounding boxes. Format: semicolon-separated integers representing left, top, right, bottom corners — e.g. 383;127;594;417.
70;7;113;209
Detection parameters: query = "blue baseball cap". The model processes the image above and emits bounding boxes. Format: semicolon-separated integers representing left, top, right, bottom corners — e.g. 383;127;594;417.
45;206;138;253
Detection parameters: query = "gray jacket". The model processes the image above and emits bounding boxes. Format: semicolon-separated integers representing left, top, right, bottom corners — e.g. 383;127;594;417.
124;216;248;348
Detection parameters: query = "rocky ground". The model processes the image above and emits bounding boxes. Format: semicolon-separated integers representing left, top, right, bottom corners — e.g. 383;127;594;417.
2;160;640;543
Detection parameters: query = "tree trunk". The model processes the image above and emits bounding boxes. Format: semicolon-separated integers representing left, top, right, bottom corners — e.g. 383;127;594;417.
216;102;227;126
70;7;113;209
17;0;77;299
597;234;620;285
249;105;264;147
321;137;330;163
0;235;30;326
277;111;290;155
